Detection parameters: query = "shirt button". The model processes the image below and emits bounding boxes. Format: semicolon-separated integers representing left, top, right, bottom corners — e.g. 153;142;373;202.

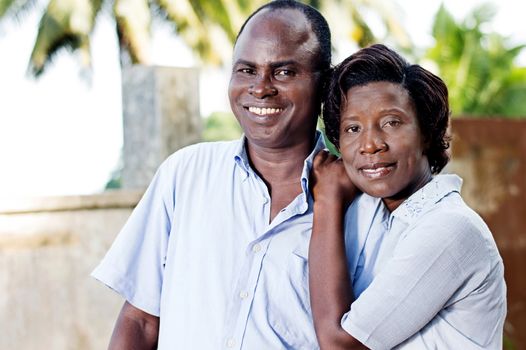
252;244;261;253
239;291;249;299
226;338;236;348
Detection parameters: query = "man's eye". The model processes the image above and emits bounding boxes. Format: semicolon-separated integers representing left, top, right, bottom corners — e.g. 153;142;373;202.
275;69;295;77
238;68;255;74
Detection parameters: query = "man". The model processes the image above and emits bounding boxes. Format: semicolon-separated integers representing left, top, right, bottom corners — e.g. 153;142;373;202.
92;1;332;348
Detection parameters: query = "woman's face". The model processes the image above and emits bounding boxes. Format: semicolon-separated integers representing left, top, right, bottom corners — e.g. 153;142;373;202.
338;81;432;212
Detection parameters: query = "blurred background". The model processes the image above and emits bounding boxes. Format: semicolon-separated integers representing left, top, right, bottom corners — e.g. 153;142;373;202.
0;0;525;349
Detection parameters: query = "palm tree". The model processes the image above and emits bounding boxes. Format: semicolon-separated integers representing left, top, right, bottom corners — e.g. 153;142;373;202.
0;0;411;77
0;0;258;76
425;4;526;117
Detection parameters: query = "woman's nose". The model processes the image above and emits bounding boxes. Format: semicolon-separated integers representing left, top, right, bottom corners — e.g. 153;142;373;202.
360;129;388;154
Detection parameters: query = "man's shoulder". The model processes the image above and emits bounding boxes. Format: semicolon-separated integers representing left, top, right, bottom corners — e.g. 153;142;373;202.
170;139;241;157
149;139;243;187
163;139;242;167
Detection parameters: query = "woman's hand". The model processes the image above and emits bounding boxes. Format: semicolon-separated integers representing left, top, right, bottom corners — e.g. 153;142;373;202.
310;150;358;205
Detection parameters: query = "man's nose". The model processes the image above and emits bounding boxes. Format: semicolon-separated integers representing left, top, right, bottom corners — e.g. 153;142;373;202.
360;128;388;154
248;74;277;98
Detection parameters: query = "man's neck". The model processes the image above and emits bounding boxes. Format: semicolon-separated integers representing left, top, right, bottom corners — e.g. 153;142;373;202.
246;136;316;222
246;137;315;185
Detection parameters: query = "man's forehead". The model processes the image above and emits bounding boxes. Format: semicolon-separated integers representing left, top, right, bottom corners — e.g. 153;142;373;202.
233;8;318;63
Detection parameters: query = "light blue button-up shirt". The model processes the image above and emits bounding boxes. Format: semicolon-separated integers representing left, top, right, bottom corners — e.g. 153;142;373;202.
92;133;325;349
342;175;507;349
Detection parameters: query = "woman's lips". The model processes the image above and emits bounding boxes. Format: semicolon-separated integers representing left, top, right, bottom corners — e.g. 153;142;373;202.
359;163;396;179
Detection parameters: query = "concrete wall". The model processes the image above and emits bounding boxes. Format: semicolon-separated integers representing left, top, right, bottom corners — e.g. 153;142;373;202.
0;191;142;350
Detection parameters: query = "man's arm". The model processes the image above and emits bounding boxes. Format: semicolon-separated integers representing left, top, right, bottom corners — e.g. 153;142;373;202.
108;301;159;350
308;151;366;350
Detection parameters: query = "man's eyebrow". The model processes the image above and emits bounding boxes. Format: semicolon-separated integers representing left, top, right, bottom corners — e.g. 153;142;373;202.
233;59;299;68
233;59;255;67
269;60;298;69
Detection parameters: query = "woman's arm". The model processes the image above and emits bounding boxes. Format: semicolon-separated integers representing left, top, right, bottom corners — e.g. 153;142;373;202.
309;151;366;349
108;301;160;350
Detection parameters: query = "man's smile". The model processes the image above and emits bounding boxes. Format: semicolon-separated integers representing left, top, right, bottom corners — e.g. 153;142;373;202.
247;106;284;116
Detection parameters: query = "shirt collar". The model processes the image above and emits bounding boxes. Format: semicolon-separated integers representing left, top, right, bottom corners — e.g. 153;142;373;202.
233;135;251;177
301;131;326;193
233;131;326;188
389;174;463;228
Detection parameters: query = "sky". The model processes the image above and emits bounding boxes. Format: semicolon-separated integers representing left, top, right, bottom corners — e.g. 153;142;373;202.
0;0;524;198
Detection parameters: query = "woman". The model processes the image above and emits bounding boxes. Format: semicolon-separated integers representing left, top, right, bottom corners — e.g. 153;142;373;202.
309;44;506;349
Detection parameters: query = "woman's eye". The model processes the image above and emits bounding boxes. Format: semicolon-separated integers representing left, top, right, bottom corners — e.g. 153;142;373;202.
384;119;401;128
345;125;360;133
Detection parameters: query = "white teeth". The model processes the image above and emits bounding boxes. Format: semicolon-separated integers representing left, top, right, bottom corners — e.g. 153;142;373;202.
248;106;282;116
362;167;389;178
362;167;386;173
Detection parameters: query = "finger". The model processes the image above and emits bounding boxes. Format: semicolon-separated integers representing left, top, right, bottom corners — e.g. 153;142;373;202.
313;149;330;166
326;153;339;163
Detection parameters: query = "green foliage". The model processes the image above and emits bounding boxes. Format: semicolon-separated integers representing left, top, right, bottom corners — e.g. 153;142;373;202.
29;0;103;76
0;0;35;19
503;325;517;350
316;119;339;156
203;111;242;142
0;0;411;77
426;4;526;118
0;0;263;76
105;174;122;189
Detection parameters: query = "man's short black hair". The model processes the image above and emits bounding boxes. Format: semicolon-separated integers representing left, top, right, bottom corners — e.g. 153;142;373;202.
235;0;331;73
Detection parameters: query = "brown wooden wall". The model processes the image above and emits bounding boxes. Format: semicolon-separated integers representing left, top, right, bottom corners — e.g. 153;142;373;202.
449;118;526;349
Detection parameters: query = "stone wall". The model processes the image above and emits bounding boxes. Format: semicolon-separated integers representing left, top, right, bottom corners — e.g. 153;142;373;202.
0;191;142;350
121;66;202;189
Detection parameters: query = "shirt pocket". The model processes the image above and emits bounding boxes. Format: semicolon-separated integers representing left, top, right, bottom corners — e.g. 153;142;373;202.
267;240;319;349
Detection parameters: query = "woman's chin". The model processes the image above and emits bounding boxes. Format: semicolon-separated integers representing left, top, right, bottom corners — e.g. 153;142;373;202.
357;183;398;200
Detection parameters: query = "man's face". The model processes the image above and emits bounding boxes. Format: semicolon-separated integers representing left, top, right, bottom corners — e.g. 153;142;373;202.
228;9;322;150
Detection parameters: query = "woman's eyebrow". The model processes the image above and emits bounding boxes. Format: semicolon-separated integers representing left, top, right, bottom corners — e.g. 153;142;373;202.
377;107;408;115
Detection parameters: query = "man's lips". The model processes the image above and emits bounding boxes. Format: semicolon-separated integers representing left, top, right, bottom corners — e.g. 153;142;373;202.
358;162;396;178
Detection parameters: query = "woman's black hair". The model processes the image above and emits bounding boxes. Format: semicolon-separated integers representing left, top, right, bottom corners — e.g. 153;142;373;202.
323;44;451;174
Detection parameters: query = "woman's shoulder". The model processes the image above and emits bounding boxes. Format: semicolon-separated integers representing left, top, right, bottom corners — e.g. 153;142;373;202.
412;192;502;266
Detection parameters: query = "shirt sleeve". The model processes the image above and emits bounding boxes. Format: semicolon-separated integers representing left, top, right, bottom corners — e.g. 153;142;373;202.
91;155;178;317
341;208;493;350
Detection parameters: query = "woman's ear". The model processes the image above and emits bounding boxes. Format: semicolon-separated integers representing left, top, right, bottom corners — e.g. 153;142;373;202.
421;136;431;156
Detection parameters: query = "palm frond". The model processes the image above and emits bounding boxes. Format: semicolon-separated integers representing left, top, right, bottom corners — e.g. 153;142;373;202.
28;0;102;76
0;0;36;20
155;0;233;65
426;4;526;117
114;0;151;64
